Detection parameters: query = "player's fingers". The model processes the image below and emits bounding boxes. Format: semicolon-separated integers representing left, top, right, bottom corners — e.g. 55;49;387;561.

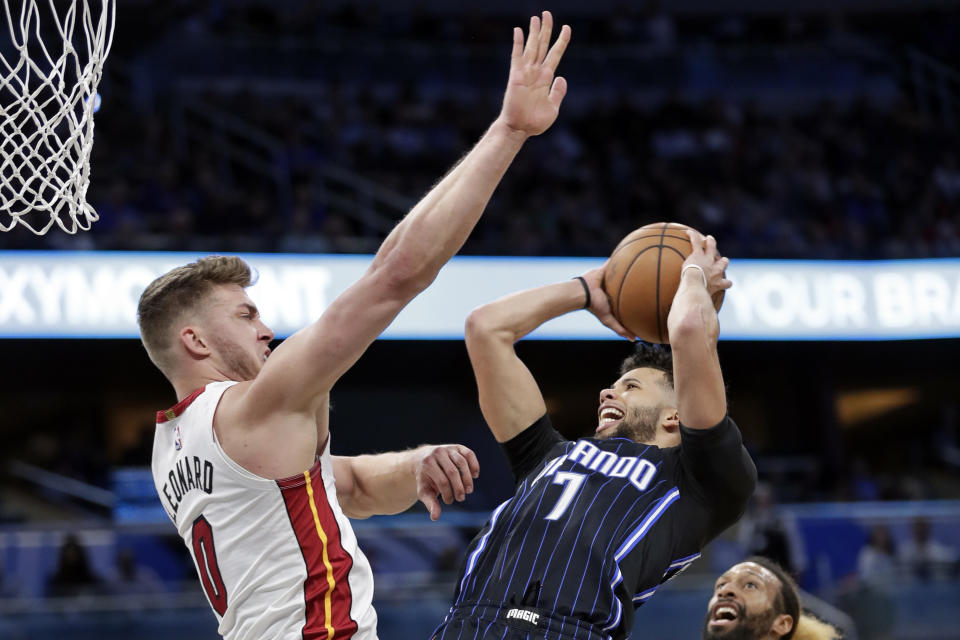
543;24;571;72
435;452;467;502
705;234;718;256
548;76;567;107
718;257;730;271
419;491;442;521
601;313;634;341
424;460;455;504
523;15;541;63
537;11;553;64
510;27;524;61
446;448;475;496
457;445;480;479
686;229;706;253
603;315;634;341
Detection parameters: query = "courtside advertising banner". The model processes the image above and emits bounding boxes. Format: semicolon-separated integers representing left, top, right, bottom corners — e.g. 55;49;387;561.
0;252;958;340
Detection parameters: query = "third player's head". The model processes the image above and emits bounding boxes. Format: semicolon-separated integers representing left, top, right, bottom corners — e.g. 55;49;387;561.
137;256;274;386
596;342;679;447
703;557;799;640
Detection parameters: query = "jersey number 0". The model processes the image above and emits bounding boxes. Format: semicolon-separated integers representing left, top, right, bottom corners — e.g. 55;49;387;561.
192;515;228;615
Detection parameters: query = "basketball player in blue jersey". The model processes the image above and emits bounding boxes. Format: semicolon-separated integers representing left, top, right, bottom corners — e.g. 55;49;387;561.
432;230;757;640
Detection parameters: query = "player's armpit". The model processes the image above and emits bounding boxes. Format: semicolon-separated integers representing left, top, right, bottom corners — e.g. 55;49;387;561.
331;456;363;517
500;414;566;483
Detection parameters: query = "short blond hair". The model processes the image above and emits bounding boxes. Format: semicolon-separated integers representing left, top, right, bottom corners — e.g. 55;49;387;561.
137;256;252;374
794;613;843;640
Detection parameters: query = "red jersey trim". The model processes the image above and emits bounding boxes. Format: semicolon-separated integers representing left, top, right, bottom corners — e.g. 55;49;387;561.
278;459;358;639
277;458;323;489
156;387;206;423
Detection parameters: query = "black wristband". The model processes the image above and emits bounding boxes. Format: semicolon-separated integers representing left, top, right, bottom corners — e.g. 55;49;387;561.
573;276;591;309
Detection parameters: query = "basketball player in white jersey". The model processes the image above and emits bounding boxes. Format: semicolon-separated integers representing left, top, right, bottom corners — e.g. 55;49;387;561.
138;12;571;640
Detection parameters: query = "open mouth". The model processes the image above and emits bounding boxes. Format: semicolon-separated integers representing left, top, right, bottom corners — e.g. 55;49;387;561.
708;602;742;630
596;406;624;433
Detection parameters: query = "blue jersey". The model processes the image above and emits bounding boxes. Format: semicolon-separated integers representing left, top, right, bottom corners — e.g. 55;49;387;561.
447;415;755;640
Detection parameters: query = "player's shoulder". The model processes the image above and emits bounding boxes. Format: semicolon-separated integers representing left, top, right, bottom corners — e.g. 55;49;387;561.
584;437;667;458
208;379;253;423
536;436;575;464
157;380;240;420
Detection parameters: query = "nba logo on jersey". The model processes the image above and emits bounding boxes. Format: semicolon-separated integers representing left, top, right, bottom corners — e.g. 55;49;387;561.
174;424;182;451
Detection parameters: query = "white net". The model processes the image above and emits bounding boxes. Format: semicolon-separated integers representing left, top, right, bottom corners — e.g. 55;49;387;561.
0;0;115;234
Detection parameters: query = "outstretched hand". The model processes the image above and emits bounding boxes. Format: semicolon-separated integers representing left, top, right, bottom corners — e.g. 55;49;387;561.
580;265;636;341
498;11;571;137
415;444;480;521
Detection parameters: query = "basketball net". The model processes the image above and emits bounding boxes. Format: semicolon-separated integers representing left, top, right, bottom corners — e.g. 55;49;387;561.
0;0;115;235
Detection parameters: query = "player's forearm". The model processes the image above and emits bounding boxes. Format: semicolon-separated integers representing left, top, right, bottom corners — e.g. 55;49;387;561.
338;449;423;519
464;281;576;444
465;279;586;344
667;269;720;344
667;268;726;428
370;119;528;294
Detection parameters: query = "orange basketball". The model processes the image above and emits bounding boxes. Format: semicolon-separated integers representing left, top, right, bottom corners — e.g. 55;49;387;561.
602;222;724;344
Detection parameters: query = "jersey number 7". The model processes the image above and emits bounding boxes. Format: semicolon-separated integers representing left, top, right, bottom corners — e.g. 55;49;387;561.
544;471;586;521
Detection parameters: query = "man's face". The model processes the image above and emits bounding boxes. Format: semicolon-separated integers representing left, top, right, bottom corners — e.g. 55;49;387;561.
702;562;787;640
198;284;274;381
595;367;679;446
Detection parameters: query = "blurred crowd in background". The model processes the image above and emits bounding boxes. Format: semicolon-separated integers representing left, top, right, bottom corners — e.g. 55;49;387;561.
2;1;960;259
1;2;959;638
58;91;960;260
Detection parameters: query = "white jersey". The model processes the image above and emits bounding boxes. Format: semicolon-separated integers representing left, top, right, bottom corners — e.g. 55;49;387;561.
151;381;378;640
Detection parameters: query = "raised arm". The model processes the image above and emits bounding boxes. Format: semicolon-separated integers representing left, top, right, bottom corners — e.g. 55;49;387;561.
668;235;754;535
229;14;572;431
465;266;631;442
667;230;732;429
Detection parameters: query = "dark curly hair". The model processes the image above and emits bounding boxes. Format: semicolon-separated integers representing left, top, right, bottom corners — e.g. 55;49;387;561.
619;342;674;390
